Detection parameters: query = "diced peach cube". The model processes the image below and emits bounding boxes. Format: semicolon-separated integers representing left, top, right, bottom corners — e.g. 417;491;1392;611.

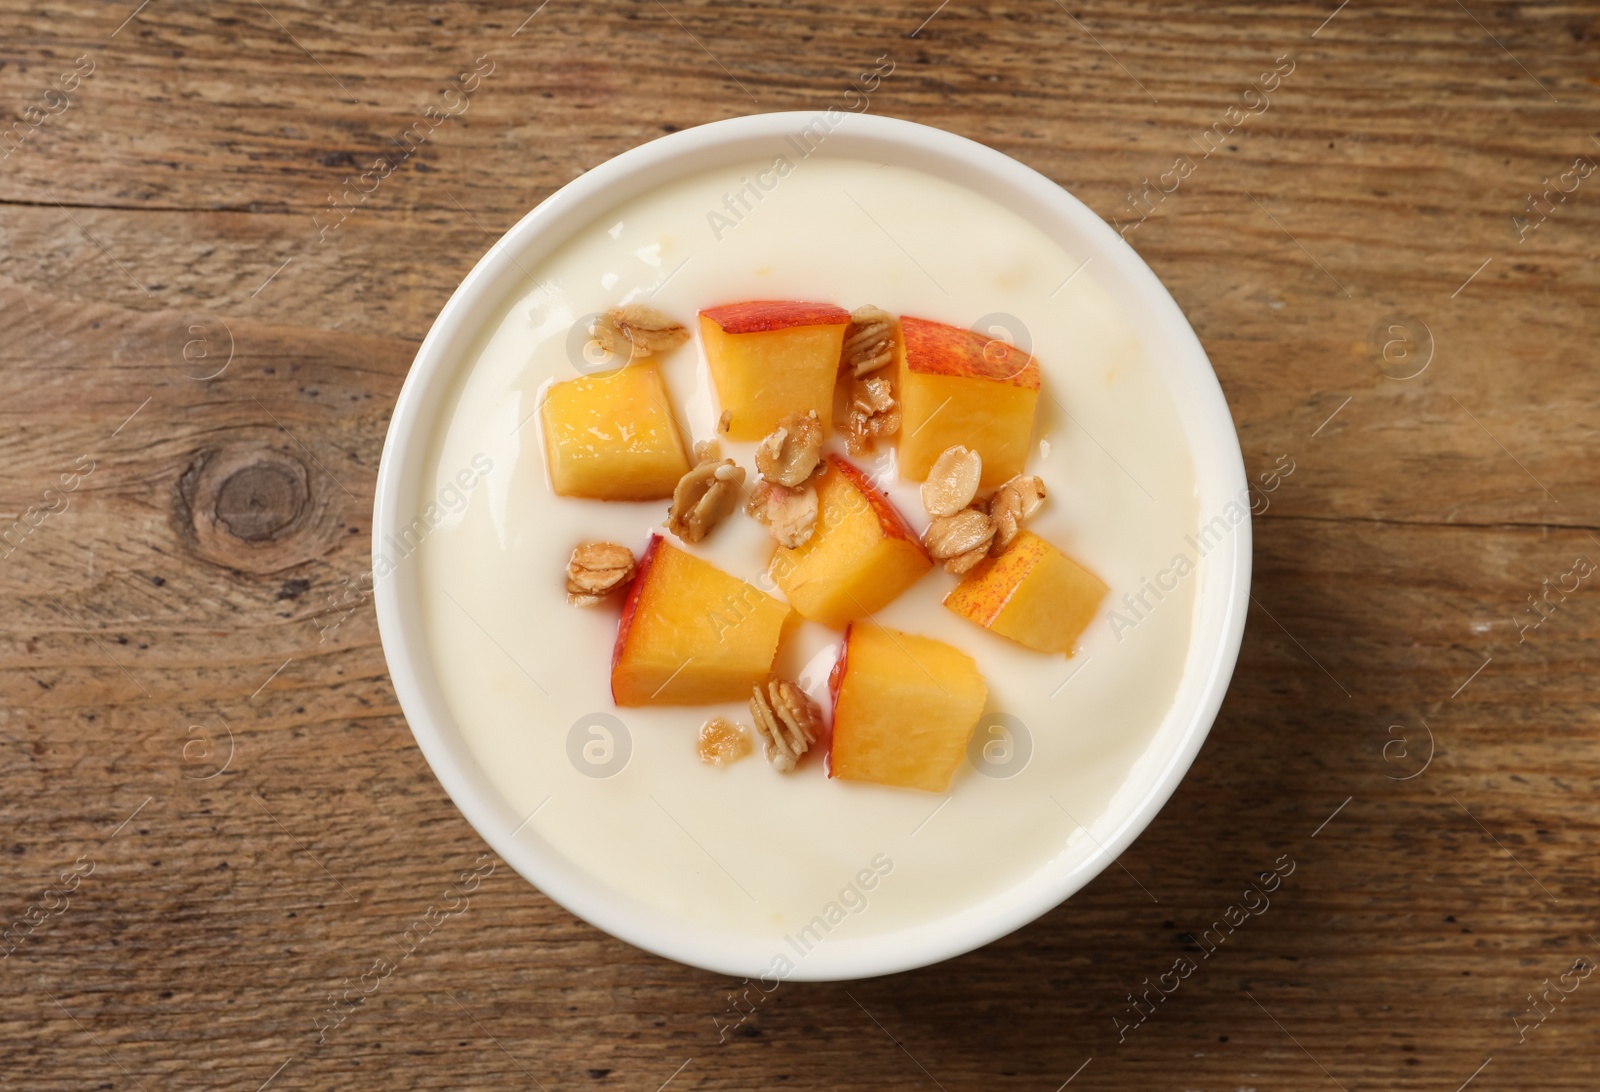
828;623;987;793
771;455;932;629
699;301;850;440
895;316;1040;487
541;360;690;500
612;535;791;706
943;530;1107;655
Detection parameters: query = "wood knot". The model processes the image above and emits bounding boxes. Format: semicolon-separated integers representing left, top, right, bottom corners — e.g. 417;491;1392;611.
176;442;339;574
215;462;306;541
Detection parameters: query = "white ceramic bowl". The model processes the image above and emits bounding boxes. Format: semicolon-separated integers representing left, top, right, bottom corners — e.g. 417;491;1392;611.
373;112;1250;980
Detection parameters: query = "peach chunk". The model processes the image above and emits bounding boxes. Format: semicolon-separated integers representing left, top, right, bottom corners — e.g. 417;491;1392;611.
612;535;791;706
541;360;690;500
943;531;1107;655
771;455;932;629
699;301;850;440
895;316;1041;487
828;623;987;793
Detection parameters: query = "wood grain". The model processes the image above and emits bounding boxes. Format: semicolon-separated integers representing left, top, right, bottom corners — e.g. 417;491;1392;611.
3;0;1599;1088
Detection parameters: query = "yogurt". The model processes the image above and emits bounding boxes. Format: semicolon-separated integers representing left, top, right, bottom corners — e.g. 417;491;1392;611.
412;157;1198;945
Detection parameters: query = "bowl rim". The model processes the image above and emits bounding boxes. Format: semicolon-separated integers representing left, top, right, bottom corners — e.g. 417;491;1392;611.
373;110;1251;981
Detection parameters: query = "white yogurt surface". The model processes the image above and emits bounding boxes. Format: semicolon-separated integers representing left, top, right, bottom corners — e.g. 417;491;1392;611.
412;157;1198;948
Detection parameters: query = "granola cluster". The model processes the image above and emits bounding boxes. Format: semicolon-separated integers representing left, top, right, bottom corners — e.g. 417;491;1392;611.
749;678;823;773
746;410;825;549
845;374;901;456
924;508;997;574
918;444;1047;573
841;306;903;455
840;305;897;378
589;304;689;359
565;542;636;606
921;445;982;518
746;480;819;549
988;474;1047;554
696;716;752;766
667;453;746;544
755;410;823;487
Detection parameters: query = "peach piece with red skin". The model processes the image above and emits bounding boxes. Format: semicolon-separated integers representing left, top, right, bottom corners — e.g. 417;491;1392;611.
942;530;1107;655
826;622;988;793
899;316;1041;388
770;455;932;628
828;455;919;542
610;535;662;679
611;534;790;705
895;315;1041;487
700;300;850;333
698;301;850;440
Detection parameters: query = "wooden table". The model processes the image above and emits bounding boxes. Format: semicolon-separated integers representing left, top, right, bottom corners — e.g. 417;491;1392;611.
4;1;1597;1087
